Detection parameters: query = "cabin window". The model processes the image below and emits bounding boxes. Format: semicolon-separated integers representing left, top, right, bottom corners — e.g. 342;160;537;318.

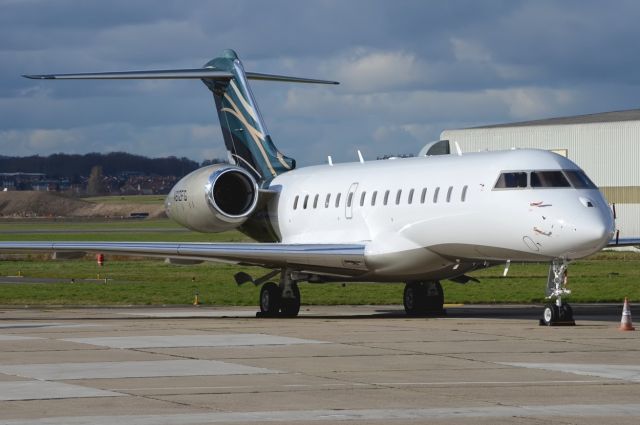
420;188;427;204
325;193;331;208
360;191;366;207
531;171;570;188
395;189;402;205
313;194;319;209
446;186;453;203
433;187;440;203
564;170;597;189
383;190;390;205
461;185;468;202
293;195;299;210
495;172;528;189
335;193;341;208
347;192;354;208
303;194;309;209
408;189;414;204
371;191;378;206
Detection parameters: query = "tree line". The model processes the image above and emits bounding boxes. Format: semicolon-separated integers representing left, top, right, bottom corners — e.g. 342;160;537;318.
0;152;225;180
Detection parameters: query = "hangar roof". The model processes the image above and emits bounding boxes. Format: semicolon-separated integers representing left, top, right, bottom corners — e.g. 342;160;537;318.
472;109;640;129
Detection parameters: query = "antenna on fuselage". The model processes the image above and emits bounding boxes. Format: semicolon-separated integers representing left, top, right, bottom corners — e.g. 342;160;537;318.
357;150;364;163
327;156;333;166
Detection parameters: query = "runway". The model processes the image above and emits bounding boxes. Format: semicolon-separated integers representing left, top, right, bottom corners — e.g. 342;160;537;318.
1;304;639;424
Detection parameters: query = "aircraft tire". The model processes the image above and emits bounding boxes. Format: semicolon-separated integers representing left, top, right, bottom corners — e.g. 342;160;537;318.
259;282;281;316
280;283;301;317
403;282;425;316
423;281;444;313
541;303;559;326
560;302;573;321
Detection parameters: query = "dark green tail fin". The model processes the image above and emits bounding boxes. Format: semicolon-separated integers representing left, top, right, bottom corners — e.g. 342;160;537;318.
201;50;295;182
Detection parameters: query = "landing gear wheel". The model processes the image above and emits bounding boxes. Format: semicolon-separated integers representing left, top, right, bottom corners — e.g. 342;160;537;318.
424;281;444;314
540;302;575;326
560;302;574;321
403;282;424;316
404;281;445;316
259;282;281;316
541;303;559;326
280;283;301;317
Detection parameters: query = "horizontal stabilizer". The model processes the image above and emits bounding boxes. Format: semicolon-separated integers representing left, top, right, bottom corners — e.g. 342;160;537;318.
24;69;235;80
24;70;338;85
245;72;338;85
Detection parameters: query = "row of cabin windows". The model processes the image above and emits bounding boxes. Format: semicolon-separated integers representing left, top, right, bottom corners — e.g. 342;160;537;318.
293;185;469;210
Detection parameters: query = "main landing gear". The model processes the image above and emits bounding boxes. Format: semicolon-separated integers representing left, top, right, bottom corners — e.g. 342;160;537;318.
403;281;445;316
257;270;301;318
540;259;575;326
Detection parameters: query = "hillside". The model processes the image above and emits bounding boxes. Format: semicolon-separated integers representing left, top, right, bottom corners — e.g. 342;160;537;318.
0;192;165;218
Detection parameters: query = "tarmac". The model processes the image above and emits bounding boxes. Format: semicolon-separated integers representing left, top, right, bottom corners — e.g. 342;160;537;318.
0;304;639;424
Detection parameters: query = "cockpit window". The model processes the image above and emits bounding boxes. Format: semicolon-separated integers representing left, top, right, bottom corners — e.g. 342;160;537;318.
564;170;597;189
495;172;528;188
530;171;571;188
494;169;597;190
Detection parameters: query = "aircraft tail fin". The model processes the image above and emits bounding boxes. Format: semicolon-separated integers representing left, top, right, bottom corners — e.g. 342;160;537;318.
199;50;336;182
24;49;338;184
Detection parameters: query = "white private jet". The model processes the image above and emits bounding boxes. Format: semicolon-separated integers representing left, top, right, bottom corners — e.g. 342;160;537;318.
5;50;633;325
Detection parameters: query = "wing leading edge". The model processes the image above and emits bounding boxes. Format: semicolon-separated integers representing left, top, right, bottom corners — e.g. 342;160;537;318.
0;242;367;276
608;237;640;248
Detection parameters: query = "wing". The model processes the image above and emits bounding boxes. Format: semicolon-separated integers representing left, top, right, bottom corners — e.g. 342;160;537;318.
608;237;640;247
0;241;367;277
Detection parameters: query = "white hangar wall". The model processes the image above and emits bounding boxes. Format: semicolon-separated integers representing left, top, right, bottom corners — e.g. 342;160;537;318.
440;113;640;239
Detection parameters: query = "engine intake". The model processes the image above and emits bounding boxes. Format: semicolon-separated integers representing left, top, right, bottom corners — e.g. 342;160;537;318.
206;167;257;218
166;164;259;233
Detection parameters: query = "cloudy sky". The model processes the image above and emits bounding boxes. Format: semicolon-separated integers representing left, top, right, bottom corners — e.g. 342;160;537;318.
2;0;640;166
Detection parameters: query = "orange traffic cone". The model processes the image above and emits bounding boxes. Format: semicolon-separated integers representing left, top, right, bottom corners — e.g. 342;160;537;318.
620;298;635;331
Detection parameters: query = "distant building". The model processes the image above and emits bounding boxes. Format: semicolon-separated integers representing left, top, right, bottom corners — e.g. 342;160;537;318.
440;109;640;239
0;172;46;191
31;179;70;192
0;170;175;195
119;175;177;195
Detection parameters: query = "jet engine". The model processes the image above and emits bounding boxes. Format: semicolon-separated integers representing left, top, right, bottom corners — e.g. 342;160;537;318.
165;164;259;232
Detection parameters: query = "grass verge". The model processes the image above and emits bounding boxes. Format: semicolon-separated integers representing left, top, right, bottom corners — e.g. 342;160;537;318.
0;252;638;306
0;218;638;306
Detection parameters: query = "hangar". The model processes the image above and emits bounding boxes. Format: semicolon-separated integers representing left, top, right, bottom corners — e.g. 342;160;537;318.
440;109;640;240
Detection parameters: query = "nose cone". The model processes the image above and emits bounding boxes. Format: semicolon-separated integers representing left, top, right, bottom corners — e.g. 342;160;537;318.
584;218;615;251
566;202;615;258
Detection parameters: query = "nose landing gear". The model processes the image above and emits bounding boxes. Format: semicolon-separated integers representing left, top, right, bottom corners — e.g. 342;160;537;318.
540;259;575;326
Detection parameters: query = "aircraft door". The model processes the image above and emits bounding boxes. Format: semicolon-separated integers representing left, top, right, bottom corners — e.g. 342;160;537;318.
345;182;358;219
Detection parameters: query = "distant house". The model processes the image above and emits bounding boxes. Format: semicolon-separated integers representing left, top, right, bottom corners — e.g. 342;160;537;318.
119;175;177;195
0;172;46;190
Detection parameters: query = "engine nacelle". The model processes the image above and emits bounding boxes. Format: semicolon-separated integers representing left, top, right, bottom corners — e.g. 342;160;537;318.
165;164;259;233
